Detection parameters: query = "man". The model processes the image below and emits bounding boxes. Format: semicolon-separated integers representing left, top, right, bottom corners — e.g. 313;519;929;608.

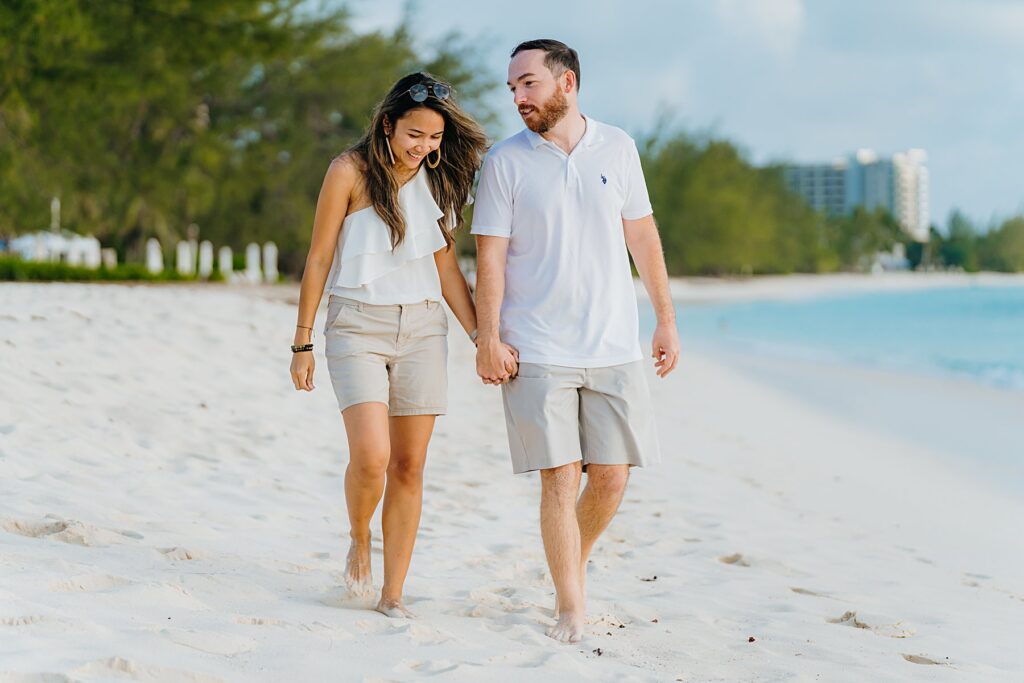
472;39;680;643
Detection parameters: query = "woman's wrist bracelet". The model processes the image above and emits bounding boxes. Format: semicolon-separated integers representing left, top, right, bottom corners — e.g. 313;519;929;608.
290;343;314;353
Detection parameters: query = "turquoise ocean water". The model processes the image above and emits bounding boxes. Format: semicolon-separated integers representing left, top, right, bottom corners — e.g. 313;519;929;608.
642;284;1024;392
639;282;1024;495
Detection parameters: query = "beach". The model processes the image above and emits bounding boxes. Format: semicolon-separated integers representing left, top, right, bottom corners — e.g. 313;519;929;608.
2;279;1022;682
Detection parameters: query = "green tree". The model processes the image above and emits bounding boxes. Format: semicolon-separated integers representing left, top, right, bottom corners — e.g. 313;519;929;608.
978;216;1024;272
939;210;980;271
825;207;903;270
640;128;830;275
0;1;495;272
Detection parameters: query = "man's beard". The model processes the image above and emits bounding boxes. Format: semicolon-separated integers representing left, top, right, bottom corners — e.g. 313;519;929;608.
520;86;569;134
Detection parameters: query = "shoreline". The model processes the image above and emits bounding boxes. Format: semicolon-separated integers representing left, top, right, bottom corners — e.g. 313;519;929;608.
639;271;1024;305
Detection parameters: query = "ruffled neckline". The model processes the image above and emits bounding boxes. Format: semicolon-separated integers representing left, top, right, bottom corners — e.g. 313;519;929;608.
330;169;447;289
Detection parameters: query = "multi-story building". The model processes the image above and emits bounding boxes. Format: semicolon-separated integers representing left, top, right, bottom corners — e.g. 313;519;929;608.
783;148;929;241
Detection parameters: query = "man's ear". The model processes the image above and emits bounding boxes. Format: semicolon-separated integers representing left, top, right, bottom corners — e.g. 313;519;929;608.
562;70;576;93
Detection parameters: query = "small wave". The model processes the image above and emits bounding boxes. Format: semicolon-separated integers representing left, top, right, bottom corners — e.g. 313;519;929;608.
932;358;1024;391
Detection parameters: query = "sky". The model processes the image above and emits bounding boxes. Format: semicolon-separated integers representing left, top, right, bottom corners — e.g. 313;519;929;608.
344;0;1024;229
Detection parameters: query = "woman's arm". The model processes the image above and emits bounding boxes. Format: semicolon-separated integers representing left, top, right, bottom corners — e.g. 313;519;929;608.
290;155;358;391
434;244;477;341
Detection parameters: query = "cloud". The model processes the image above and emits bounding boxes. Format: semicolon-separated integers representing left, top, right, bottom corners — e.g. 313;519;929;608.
713;0;805;57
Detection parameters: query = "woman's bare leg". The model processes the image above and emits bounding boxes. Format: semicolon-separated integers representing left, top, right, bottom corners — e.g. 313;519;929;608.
376;413;435;617
341;402;391;597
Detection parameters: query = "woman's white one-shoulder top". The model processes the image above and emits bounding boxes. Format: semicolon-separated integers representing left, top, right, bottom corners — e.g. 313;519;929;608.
326;168;447;304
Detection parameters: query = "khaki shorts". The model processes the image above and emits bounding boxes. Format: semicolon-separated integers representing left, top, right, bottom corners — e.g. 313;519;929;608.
323;296;448;416
500;361;661;474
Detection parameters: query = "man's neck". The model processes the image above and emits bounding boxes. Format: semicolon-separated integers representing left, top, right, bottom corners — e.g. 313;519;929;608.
540;108;586;155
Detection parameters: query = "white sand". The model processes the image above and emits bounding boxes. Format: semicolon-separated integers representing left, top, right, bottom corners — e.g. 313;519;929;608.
1;280;1022;681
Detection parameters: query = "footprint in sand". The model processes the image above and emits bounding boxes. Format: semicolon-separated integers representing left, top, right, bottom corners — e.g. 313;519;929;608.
467;587;527;612
321;587;375;609
790;587;838;600
159;547;204;561
161;628;256;656
395;659;460;675
2;517;141;547
408;622;455;645
1;615;50;626
236;616;286;626
718;552;808;577
828;610;915;638
49;574;134;593
481;618;552;646
718;553;751;567
356;619;410;636
484;650;555;667
73;656;227;683
902;653;948;665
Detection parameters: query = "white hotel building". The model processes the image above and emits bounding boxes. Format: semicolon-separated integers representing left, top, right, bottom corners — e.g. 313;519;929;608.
783;148;930;242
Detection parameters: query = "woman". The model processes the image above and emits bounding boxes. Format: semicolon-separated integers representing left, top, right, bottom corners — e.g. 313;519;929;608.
289;72;514;618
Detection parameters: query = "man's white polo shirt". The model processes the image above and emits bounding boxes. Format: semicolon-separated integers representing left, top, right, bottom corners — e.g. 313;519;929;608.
471;116;653;368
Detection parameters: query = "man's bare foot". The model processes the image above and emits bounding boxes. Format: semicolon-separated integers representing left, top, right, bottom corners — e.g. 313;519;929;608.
375;597;416;619
344;537;373;597
547;609;585;643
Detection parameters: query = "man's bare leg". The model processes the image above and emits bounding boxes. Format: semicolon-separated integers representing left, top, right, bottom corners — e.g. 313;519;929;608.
341;403;391;597
576;464;630;598
375;414;435;619
540;461;585;643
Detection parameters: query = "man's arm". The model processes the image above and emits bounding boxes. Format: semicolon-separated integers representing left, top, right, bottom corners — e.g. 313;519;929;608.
474;235;517;384
624;214;680;378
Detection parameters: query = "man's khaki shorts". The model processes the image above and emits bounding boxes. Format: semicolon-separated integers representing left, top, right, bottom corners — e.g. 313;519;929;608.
500;361;661;474
323;296;448;416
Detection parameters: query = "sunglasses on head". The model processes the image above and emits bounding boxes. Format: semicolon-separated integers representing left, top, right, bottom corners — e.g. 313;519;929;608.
405;82;452;102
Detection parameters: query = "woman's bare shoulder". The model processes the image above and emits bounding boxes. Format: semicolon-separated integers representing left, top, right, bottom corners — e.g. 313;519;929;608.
328;152;368;194
331;151;368;176
328;151;372;210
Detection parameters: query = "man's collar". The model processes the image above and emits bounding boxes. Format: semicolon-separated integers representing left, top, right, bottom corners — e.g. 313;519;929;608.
525;114;602;150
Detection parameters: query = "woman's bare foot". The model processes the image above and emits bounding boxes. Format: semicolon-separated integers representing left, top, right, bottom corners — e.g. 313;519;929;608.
344;536;373;597
547;609;585;643
375;597;416;619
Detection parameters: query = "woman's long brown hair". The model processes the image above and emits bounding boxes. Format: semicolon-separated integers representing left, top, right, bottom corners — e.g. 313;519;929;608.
348;72;488;248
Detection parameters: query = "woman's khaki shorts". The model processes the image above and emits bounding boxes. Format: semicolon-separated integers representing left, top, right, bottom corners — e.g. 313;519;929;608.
323;296;448;416
500;361;661;474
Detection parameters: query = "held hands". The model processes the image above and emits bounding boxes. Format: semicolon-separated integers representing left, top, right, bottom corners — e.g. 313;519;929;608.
476;339;520;385
652;321;681;378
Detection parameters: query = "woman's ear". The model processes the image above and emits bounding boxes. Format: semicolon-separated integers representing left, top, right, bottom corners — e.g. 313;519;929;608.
382;115;392;137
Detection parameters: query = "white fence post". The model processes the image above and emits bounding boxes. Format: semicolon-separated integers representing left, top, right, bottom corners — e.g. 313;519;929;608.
218;246;233;278
198;240;214;279
146;238;163;274
262;241;278;283
101;248;118;269
245;242;262;284
176;240;194;276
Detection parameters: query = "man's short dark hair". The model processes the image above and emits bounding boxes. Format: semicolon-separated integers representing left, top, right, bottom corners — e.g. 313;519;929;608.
511;39;581;91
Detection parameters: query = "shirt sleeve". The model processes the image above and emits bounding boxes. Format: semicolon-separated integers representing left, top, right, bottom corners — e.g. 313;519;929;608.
621;140;653;220
470;153;513;238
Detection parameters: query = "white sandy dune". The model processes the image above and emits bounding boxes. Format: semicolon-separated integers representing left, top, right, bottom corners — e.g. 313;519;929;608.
1;282;1022;682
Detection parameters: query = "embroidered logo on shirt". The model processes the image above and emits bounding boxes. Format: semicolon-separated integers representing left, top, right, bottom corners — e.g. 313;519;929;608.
600;174;607;185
